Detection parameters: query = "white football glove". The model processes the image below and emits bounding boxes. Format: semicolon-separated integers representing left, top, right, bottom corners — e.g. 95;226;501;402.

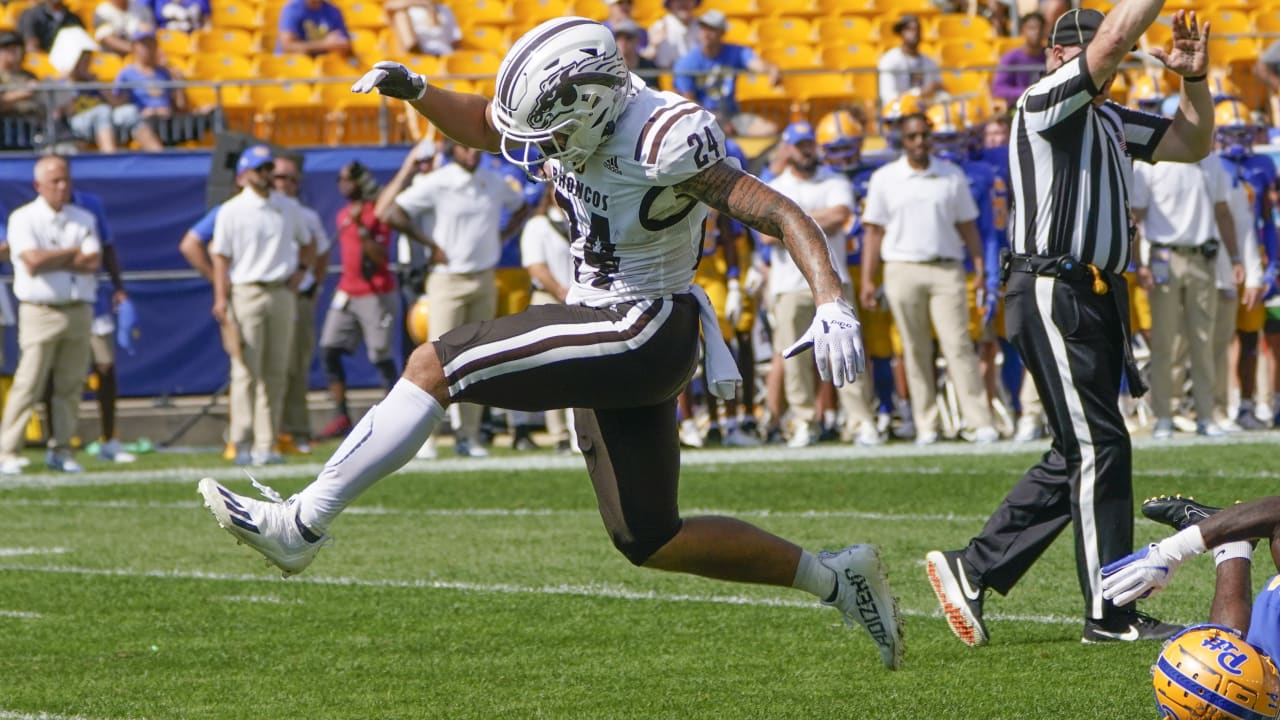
1100;543;1183;606
725;278;743;326
783;298;866;387
744;263;766;295
351;61;427;101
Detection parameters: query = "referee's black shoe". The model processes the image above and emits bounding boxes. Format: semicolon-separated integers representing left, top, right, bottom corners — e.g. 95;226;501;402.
1082;612;1182;644
1141;495;1221;531
925;549;988;647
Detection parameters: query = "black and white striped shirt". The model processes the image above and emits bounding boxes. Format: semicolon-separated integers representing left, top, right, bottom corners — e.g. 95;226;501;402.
1009;54;1172;274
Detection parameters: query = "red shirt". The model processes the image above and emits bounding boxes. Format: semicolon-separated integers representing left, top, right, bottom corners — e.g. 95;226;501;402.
336;201;395;296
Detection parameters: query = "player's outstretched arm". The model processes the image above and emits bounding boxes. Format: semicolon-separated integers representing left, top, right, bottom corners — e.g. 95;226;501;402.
351;61;501;153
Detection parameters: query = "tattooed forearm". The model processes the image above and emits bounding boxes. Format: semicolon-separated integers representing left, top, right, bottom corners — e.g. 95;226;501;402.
676;160;843;303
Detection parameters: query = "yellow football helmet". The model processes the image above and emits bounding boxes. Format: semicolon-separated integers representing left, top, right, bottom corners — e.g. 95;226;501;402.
1129;74;1163;112
816;109;864;170
1210;76;1244;103
1152;624;1280;720
406;295;430;345
880;91;927;150
927;101;971;160
1216;99;1257;158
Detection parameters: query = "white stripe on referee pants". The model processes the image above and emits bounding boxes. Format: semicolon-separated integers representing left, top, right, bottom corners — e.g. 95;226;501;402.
442;298;672;398
1034;276;1103;618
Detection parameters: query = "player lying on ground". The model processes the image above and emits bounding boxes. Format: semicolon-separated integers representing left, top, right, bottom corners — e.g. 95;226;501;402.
196;17;904;669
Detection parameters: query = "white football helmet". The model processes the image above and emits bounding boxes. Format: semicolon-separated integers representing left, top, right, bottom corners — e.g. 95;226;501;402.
492;17;635;179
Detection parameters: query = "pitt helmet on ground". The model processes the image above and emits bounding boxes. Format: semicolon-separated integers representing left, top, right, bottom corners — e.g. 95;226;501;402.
1129;74;1164;113
816;109;864;171
880;90;926;150
927;100;969;161
1152;624;1280;720
1216;99;1256;160
491;17;636;179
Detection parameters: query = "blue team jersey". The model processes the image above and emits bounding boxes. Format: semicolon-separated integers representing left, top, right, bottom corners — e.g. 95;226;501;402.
1220;153;1278;276
952;157;999;283
840;162;881;266
190;204;220;243
484;154;541;269
1247;574;1280;663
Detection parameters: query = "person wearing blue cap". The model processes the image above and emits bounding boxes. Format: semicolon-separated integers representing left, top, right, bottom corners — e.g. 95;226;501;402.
764;121;879;449
210;145;316;466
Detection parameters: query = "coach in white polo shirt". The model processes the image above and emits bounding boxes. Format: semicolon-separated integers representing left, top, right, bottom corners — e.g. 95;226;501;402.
765;121;879;448
860;112;996;445
211;145;315;466
0;156;100;475
381;139;528;457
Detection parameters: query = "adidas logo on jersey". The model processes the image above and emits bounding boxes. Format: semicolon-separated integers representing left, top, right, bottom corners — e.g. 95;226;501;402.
603;156;622;175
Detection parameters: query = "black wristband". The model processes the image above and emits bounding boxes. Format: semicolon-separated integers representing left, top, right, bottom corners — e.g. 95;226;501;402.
1184;74;1207;83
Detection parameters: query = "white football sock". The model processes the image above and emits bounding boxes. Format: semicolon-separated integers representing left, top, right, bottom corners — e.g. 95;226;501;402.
296;379;445;532
793;550;838;602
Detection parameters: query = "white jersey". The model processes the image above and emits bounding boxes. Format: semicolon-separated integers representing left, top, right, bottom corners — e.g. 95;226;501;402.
550;83;732;308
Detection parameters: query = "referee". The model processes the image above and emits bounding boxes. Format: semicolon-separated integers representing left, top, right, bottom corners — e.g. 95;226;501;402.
925;4;1216;646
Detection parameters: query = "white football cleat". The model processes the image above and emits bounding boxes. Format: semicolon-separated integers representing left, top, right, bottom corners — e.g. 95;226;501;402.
198;477;329;577
819;544;905;670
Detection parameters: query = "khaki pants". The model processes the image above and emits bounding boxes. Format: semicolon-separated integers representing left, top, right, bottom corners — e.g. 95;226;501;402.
882;261;992;434
1149;251;1217;419
1212;289;1238;422
0;302;92;455
530;289;570;442
771;286;874;432
427;269;497;441
282;293;316;438
230;283;296;456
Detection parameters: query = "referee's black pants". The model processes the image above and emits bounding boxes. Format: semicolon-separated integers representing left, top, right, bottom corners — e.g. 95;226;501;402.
961;270;1134;622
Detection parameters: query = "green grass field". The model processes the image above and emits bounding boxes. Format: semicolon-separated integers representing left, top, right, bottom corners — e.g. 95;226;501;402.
2;436;1278;720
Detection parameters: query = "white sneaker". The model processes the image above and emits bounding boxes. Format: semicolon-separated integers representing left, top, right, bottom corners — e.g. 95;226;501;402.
875;412;892;434
787;423;815;448
416;436;438;460
1171;414;1198;434
99;439;137;464
679;420;704;449
723;427;761;447
855;422;884;447
197;477;329;577
251;451;285;466
1196;421;1225;438
819;544;905;670
914;430;939;446
968;426;1000;444
1152;418;1175;440
454;438;490;458
1013;415;1043;443
1216;419;1243;434
0;457;22;475
893;418;917;440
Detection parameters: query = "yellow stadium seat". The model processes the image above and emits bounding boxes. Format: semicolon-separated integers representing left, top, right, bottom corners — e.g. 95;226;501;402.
512;0;572;26
432;78;475;95
818;0;877;14
444;51;503;79
248;80;315;106
1139;21;1171;50
343;1;386;30
399;54;443;79
940;69;986;97
321;82;387;144
631;0;664;22
314;52;364;79
760;16;814;47
991;36;1022;57
22;52;56;79
88;52;123;80
703;0;762;20
0;3;24;30
758;0;822;17
457;24;513;52
183;84;219;112
1256;12;1280;35
722;18;757;46
257;100;327;145
816;17;876;45
255;53;317;78
348;28;385;58
211;0;259;30
763;44;821;69
784;71;855;117
872;16;900;43
929;14;994;41
734;72;789;121
938;40;993;69
156;29;195;61
1209;37;1258;66
1205;10;1252;36
821;42;878;70
880;0;939;15
187;54;255;80
198;28;259;55
217;85;257;134
453;0;514;27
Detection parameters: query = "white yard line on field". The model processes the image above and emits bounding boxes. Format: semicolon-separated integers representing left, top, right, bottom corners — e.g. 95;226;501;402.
0;547;70;557
0;610;42;619
0;712;147;720
0;562;1093;628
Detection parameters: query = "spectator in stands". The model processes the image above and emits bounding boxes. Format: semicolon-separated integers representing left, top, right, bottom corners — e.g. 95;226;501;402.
380;139;529;458
0;156;99;475
991;12;1045;105
1257;41;1280;98
114;29;185;121
602;0;647;48
0;31;43;123
277;0;352;57
92;0;152;55
18;0;86;53
648;0;697;69
614;19;658;88
876;14;942;107
673;10;780;136
49;29;164;152
386;0;460;56
211;146;315;466
316;161;398;441
151;0;210;33
273;154;329;455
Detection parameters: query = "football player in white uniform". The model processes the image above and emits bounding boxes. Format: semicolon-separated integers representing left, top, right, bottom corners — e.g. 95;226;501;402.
196;18;903;670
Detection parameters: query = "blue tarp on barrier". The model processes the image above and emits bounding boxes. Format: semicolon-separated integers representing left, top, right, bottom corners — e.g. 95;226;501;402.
0;147;414;397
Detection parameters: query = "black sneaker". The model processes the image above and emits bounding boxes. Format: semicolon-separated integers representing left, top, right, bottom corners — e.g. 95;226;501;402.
1082;612;1182;644
1141;495;1221;531
703;426;723;447
764;427;786;445
925;549;988;647
817;425;840;443
739;418;759;438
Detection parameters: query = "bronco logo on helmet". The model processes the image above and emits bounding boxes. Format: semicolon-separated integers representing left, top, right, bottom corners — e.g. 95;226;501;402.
527;55;629;131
